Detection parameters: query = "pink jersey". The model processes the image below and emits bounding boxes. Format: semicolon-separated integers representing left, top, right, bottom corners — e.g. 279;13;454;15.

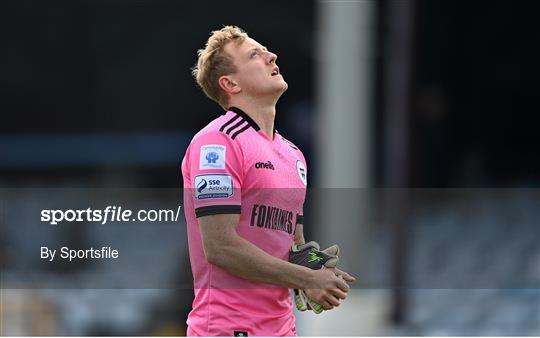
181;107;307;336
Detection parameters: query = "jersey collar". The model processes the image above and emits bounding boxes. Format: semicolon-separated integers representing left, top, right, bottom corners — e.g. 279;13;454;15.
228;106;276;134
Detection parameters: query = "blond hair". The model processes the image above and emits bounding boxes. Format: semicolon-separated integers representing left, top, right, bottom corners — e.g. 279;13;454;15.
192;26;248;109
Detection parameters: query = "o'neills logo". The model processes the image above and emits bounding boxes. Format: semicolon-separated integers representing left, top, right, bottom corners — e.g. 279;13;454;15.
250;204;293;234
255;161;275;170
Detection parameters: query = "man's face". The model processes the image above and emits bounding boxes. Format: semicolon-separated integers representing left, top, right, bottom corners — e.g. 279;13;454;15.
224;37;288;98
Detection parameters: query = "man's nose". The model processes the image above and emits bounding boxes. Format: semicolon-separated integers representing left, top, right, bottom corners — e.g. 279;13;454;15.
266;51;277;64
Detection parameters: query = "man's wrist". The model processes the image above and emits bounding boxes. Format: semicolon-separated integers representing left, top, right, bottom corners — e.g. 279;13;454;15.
290;264;315;289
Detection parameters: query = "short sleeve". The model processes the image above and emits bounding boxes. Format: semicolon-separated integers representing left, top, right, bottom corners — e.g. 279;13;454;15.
185;131;243;218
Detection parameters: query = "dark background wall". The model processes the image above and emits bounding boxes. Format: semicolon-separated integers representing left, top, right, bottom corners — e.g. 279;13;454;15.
409;0;540;187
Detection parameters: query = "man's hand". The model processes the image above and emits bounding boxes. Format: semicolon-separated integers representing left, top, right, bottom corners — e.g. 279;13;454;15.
289;241;356;313
303;267;356;311
303;269;349;311
328;267;356;283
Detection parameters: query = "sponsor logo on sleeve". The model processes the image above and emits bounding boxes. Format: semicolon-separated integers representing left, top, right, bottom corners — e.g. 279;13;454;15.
200;145;226;170
296;160;307;186
194;174;233;199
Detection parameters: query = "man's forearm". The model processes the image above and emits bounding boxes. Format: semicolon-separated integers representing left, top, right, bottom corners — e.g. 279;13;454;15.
205;234;313;289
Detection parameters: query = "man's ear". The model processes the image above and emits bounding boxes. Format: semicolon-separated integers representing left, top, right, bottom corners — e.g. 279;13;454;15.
218;75;241;95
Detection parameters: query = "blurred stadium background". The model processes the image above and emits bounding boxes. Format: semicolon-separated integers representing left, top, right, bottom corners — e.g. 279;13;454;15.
1;0;539;336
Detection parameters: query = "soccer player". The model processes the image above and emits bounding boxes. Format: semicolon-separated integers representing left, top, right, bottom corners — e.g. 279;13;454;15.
182;26;355;336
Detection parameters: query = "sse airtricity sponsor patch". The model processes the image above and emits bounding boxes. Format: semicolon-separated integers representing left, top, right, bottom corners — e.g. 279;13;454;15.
194;174;233;199
200;145;226;170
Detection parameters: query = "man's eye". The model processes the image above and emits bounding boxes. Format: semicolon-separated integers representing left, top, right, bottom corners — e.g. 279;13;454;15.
251;51;259;58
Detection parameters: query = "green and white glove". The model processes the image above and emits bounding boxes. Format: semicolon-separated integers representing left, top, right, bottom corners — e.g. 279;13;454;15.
289;241;340;314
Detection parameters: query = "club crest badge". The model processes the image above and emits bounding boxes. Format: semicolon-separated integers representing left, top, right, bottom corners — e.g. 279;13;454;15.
296;160;307;186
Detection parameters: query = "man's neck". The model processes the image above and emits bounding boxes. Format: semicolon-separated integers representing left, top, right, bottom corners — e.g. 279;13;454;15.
229;98;276;139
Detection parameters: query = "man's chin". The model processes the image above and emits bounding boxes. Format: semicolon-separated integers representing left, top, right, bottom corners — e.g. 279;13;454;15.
278;81;289;93
274;84;288;99
261;82;288;100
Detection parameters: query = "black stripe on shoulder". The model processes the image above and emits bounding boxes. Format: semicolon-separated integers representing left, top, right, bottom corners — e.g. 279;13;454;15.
219;114;241;132
195;205;241;218
231;124;251;140
225;118;246;135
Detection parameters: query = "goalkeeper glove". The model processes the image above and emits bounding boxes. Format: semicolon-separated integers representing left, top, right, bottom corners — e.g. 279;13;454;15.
289;241;341;314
